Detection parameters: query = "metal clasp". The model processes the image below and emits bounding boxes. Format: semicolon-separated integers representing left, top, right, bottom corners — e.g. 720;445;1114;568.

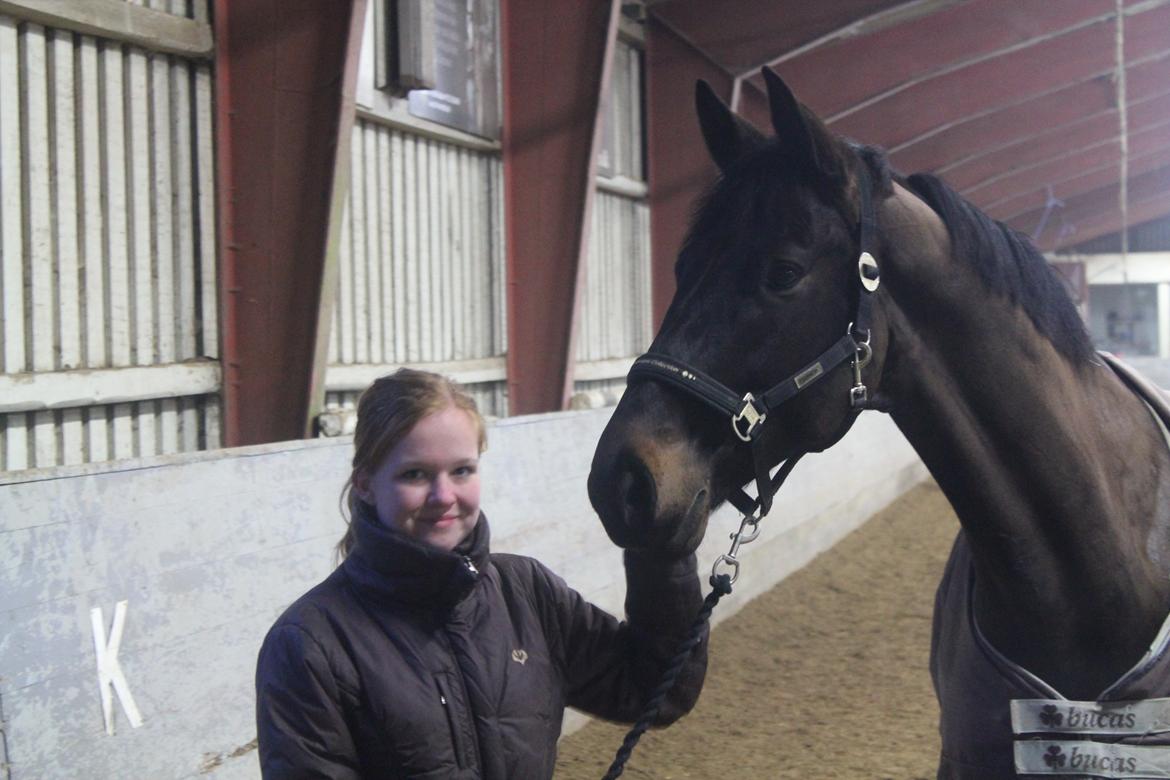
732;393;766;442
712;513;761;584
850;329;873;409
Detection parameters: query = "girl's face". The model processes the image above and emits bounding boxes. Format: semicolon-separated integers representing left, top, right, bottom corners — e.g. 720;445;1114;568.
354;405;482;552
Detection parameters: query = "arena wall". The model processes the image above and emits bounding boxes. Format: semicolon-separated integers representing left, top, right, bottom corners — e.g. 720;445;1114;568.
0;407;926;779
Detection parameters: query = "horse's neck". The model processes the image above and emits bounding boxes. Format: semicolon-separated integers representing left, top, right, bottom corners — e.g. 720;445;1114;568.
879;186;1170;694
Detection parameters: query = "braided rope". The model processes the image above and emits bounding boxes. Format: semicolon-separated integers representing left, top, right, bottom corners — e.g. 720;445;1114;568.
601;573;734;780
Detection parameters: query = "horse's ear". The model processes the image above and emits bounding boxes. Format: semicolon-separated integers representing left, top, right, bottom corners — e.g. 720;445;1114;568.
761;67;841;180
695;79;764;172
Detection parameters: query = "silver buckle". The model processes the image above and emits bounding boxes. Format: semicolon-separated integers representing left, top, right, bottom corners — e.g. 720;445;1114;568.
732;393;766;442
858;251;880;292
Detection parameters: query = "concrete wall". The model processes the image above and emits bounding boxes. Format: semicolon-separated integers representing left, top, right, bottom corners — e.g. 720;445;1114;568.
0;407;926;779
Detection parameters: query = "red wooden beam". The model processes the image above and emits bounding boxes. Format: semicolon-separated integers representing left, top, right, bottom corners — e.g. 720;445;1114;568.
644;16;735;327
214;0;366;446
500;0;619;414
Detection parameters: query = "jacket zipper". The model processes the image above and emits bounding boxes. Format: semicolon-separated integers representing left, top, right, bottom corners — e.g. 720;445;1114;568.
434;559;481;772
435;674;474;770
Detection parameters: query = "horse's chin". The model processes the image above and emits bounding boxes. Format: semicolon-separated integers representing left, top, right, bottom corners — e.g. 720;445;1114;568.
647;486;712;557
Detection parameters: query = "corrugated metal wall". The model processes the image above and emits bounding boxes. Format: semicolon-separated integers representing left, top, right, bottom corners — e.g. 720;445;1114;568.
576;193;652;364
0;1;219;472
324;118;508;416
573;38;651;402
326;30;650;419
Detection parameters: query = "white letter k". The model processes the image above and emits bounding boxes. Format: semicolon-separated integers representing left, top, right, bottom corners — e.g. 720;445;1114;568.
91;601;144;735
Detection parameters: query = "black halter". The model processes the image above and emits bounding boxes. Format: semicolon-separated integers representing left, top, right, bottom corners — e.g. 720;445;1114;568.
626;166;882;519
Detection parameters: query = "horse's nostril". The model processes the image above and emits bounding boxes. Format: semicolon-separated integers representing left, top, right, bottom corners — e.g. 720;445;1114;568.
616;452;657;530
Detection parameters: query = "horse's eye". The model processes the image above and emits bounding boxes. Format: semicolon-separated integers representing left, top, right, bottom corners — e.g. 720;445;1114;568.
764;261;804;291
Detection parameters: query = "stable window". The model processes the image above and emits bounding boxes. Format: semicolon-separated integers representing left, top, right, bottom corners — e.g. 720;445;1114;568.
378;0;500;140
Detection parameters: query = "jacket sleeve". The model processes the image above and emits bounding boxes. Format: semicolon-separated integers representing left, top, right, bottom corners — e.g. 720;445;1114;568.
255;623;362;780
536;550;709;726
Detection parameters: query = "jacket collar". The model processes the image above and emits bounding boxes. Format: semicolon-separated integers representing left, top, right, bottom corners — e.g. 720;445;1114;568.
343;502;490;611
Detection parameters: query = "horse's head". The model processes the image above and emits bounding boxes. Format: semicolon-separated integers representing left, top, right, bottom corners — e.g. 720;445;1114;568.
588;69;891;555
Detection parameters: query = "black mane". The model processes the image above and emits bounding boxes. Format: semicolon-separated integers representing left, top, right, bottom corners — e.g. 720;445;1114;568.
905;172;1095;364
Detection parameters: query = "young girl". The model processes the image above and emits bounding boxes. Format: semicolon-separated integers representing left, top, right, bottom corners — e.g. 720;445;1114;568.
255;369;708;778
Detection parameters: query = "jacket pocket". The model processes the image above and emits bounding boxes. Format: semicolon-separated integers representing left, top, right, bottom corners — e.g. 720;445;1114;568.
435;673;475;771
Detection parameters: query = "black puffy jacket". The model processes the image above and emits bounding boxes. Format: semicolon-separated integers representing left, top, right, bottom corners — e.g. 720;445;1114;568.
255;508;708;779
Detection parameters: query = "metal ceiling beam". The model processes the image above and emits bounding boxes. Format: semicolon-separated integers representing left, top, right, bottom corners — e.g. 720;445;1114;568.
746;0;1117;120
652;0;910;74
962;119;1170;206
950;111;1170;198
831;21;1133;148
1044;196;1170;251
988;146;1170;221
936;91;1170;183
1010;162;1170;250
891;51;1170;173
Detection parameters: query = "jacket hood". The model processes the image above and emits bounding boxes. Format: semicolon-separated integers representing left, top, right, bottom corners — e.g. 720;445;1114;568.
343;502;490;611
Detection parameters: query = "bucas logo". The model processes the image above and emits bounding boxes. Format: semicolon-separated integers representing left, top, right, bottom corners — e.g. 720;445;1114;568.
1065;707;1137;730
1066;747;1139;775
1043;745;1066;768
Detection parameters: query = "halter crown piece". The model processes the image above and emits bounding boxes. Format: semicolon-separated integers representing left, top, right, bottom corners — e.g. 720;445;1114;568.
626;165;881;521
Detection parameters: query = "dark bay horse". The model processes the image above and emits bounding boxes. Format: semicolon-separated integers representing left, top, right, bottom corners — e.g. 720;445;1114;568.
588;68;1170;777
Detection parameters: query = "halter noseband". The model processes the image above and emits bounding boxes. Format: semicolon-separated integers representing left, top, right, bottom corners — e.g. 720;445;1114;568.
625;166;882;519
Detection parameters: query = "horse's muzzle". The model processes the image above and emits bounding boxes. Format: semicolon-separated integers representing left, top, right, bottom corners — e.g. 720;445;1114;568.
588;441;711;555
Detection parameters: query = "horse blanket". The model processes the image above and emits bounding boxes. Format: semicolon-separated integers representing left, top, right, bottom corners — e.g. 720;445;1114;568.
931;355;1170;779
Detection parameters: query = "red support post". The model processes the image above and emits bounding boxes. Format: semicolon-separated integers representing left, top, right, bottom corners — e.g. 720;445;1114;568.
644;16;734;327
214;0;366;446
500;0;620;414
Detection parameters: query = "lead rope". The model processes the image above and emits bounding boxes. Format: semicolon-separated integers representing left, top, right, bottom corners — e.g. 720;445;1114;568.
601;572;733;780
600;454;804;779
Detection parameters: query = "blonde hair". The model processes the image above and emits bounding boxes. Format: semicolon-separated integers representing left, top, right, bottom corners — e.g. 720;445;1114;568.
336;368;486;560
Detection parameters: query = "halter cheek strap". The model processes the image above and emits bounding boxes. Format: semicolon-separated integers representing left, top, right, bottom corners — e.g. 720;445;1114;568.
626;166;881;519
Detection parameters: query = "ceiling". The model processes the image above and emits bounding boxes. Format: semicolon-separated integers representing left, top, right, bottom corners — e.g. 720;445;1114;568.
646;0;1170;252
